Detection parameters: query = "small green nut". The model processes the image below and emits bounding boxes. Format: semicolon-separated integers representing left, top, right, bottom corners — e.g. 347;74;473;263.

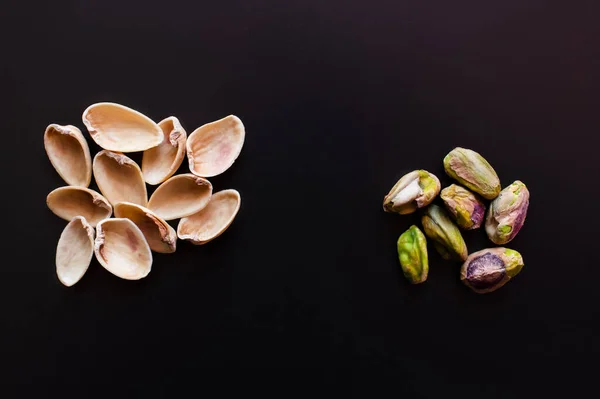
440;184;486;230
485;180;530;245
421;204;468;261
383;170;441;215
397;225;428;284
443;147;501;200
460;247;524;294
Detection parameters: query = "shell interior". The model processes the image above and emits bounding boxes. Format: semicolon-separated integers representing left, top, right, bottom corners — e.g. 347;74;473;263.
56;216;95;287
93;150;148;206
148;174;213;221
47;186;112;227
44;124;92;187
142;116;187;185
114;202;176;254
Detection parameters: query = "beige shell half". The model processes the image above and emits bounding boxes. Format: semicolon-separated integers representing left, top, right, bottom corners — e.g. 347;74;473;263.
147;174;213;221
186;115;245;177
177;189;241;245
44;124;92;187
94;218;152;280
47;186;112;227
82;102;163;152
114;202;177;253
93;150;148;206
142;117;187;185
56;216;95;287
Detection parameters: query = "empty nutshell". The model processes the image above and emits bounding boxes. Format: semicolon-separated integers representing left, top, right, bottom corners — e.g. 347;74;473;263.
56;216;95;287
93;150;148;207
383;170;441;215
421;204;468;261
147;173;213;221
47;186;112;227
94;218;152;280
440;184;486;230
44;124;92;187
114;202;177;254
460;247;524;294
485;180;530;245
142;116;187;185
187;115;245;177
177;189;241;245
397;225;428;284
82;102;163;152
443;147;501;200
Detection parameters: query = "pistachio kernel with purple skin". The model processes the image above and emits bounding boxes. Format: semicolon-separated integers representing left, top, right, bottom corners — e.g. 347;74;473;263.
383;170;441;215
421;204;468;261
485;180;530;245
443;147;501;200
460;247;524;294
440;184;486;230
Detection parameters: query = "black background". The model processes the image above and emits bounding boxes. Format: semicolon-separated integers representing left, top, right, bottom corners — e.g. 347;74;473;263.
2;0;599;396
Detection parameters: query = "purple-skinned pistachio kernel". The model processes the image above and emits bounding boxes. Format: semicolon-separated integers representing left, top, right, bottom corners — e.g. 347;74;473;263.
485;181;530;245
440;184;486;230
460;248;524;294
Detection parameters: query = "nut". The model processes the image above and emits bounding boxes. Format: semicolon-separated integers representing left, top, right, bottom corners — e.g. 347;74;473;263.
383;170;441;215
460;247;524;293
485;180;530;244
397;225;428;284
443;147;500;200
421;204;468;261
440;184;486;230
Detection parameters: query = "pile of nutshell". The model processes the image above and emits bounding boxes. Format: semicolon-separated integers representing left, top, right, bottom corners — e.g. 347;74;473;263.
383;148;530;294
45;102;245;286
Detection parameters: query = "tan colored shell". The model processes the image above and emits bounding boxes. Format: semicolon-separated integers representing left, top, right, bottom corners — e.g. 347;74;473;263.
44;124;92;187
93;150;148;206
56;216;95;287
114;202;177;253
177;189;241;245
47;186;112;227
94;218;152;280
147;174;212;221
82;102;163;152
141;117;187;185
186;115;245;177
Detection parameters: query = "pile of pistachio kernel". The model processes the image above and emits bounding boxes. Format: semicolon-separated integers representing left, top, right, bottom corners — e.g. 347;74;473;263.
383;147;530;294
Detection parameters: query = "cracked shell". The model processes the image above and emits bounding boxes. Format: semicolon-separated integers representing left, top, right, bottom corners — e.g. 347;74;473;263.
142;116;187;185
187;115;245;177
114;202;177;253
56;216;95;287
93;150;148;206
94;218;152;280
44;124;92;187
47;186;112;227
147;173;213;221
177;189;241;245
82;102;163;152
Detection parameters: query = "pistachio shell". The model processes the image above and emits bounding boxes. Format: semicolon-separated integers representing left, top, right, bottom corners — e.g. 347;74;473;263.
94;218;152;280
93;150;148;206
82;102;163;152
147;174;213;221
47;186;112;227
142;116;187;185
177;189;241;245
114;202;177;253
44;124;92;187
187;115;245;177
56;216;94;287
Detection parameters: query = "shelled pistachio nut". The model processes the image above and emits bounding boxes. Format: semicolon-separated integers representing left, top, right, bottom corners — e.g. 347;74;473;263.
82;102;163;152
93;150;148;206
56;216;95;287
383;170;441;215
485;180;530;245
142;116;187;185
177;189;241;245
94;218;152;280
187;115;245;177
397;225;428;284
44;124;92;187
421;204;468;261
443;147;500;200
114;202;177;253
147;174;212;221
460;248;524;293
440;184;486;230
47;186;112;227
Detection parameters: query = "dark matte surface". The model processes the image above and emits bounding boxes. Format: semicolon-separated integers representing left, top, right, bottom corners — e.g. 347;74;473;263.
2;0;599;396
